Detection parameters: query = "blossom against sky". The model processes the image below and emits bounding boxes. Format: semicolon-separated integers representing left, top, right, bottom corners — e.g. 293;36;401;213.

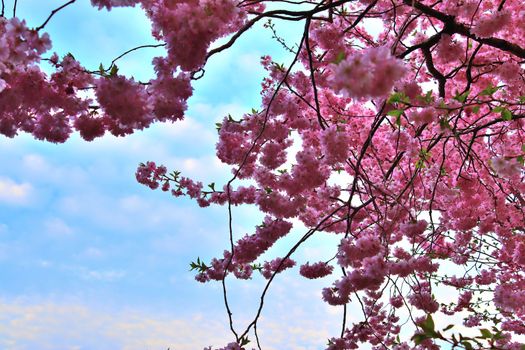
0;1;343;349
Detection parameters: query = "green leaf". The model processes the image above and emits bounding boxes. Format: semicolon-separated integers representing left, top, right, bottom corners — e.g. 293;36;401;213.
239;336;250;346
412;333;429;345
517;155;524;165
480;84;501;96
492;328;504;340
443;324;454;332
419;148;431;160
333;51;346;64
439;118;451;130
424;90;434;104
387;109;404;117
454;90;470;103
501;108;513;121
99;63;105;75
479;328;492;339
462;341;474;350
492;106;504;113
189;257;208;272
208;182;215;191
109;64;119;77
388;92;409;104
420;314;435;334
472;105;480;113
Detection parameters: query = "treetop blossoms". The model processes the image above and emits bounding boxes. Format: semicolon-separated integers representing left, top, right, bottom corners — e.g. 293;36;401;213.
4;0;525;349
330;46;407;99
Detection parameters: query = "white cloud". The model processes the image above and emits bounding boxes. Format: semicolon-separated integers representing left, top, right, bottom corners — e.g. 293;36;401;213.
81;247;104;259
44;218;74;237
189;102;248;122
0;294;342;350
21;154;47;173
155;117;215;142
0;177;32;205
238;52;264;75
0;299;235;350
82;269;125;282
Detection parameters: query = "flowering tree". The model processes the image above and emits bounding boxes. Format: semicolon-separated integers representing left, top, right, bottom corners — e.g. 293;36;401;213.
2;0;525;349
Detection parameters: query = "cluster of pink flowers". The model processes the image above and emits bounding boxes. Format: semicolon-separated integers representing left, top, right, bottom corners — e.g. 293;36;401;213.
0;18;51;89
409;107;436;126
90;0;141;10
491;156;522;178
494;281;525;316
135;161;167;190
233;217;292;264
330;46;407;99
204;342;252;350
435;34;464;62
5;0;525;348
260;257;296;279
320;126;350;165
96;75;151;136
299;261;334;279
146;0;246;71
408;282;439;313
471;10;511;38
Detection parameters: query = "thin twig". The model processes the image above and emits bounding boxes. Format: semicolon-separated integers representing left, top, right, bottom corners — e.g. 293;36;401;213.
36;0;77;31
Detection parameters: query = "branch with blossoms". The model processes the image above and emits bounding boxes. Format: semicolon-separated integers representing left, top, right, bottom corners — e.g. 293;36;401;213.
3;0;525;349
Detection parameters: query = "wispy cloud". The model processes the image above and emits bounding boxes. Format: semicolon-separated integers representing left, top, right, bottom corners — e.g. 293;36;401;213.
0;177;32;205
44;218;74;237
81;269;126;282
0;291;343;350
0;299;236;350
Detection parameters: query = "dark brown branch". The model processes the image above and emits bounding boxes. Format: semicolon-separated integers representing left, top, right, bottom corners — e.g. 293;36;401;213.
304;17;328;130
422;47;446;98
403;0;525;59
105;43;166;71
343;0;379;33
36;0;77;31
200;0;352;70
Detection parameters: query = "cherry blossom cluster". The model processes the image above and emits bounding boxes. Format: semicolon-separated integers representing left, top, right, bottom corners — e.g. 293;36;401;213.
330;46;407;99
4;0;525;349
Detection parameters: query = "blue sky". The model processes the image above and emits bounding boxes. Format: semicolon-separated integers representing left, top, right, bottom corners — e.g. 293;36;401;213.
0;1;345;349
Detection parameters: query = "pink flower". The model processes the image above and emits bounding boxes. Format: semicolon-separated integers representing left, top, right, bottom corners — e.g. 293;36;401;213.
472;10;510;38
299;261;334;279
330;46;407;99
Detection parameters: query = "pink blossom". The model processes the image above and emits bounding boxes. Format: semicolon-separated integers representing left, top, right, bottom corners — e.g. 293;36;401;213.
472;10;511;38
330;46;407;99
299;262;334;279
260;257;295;279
